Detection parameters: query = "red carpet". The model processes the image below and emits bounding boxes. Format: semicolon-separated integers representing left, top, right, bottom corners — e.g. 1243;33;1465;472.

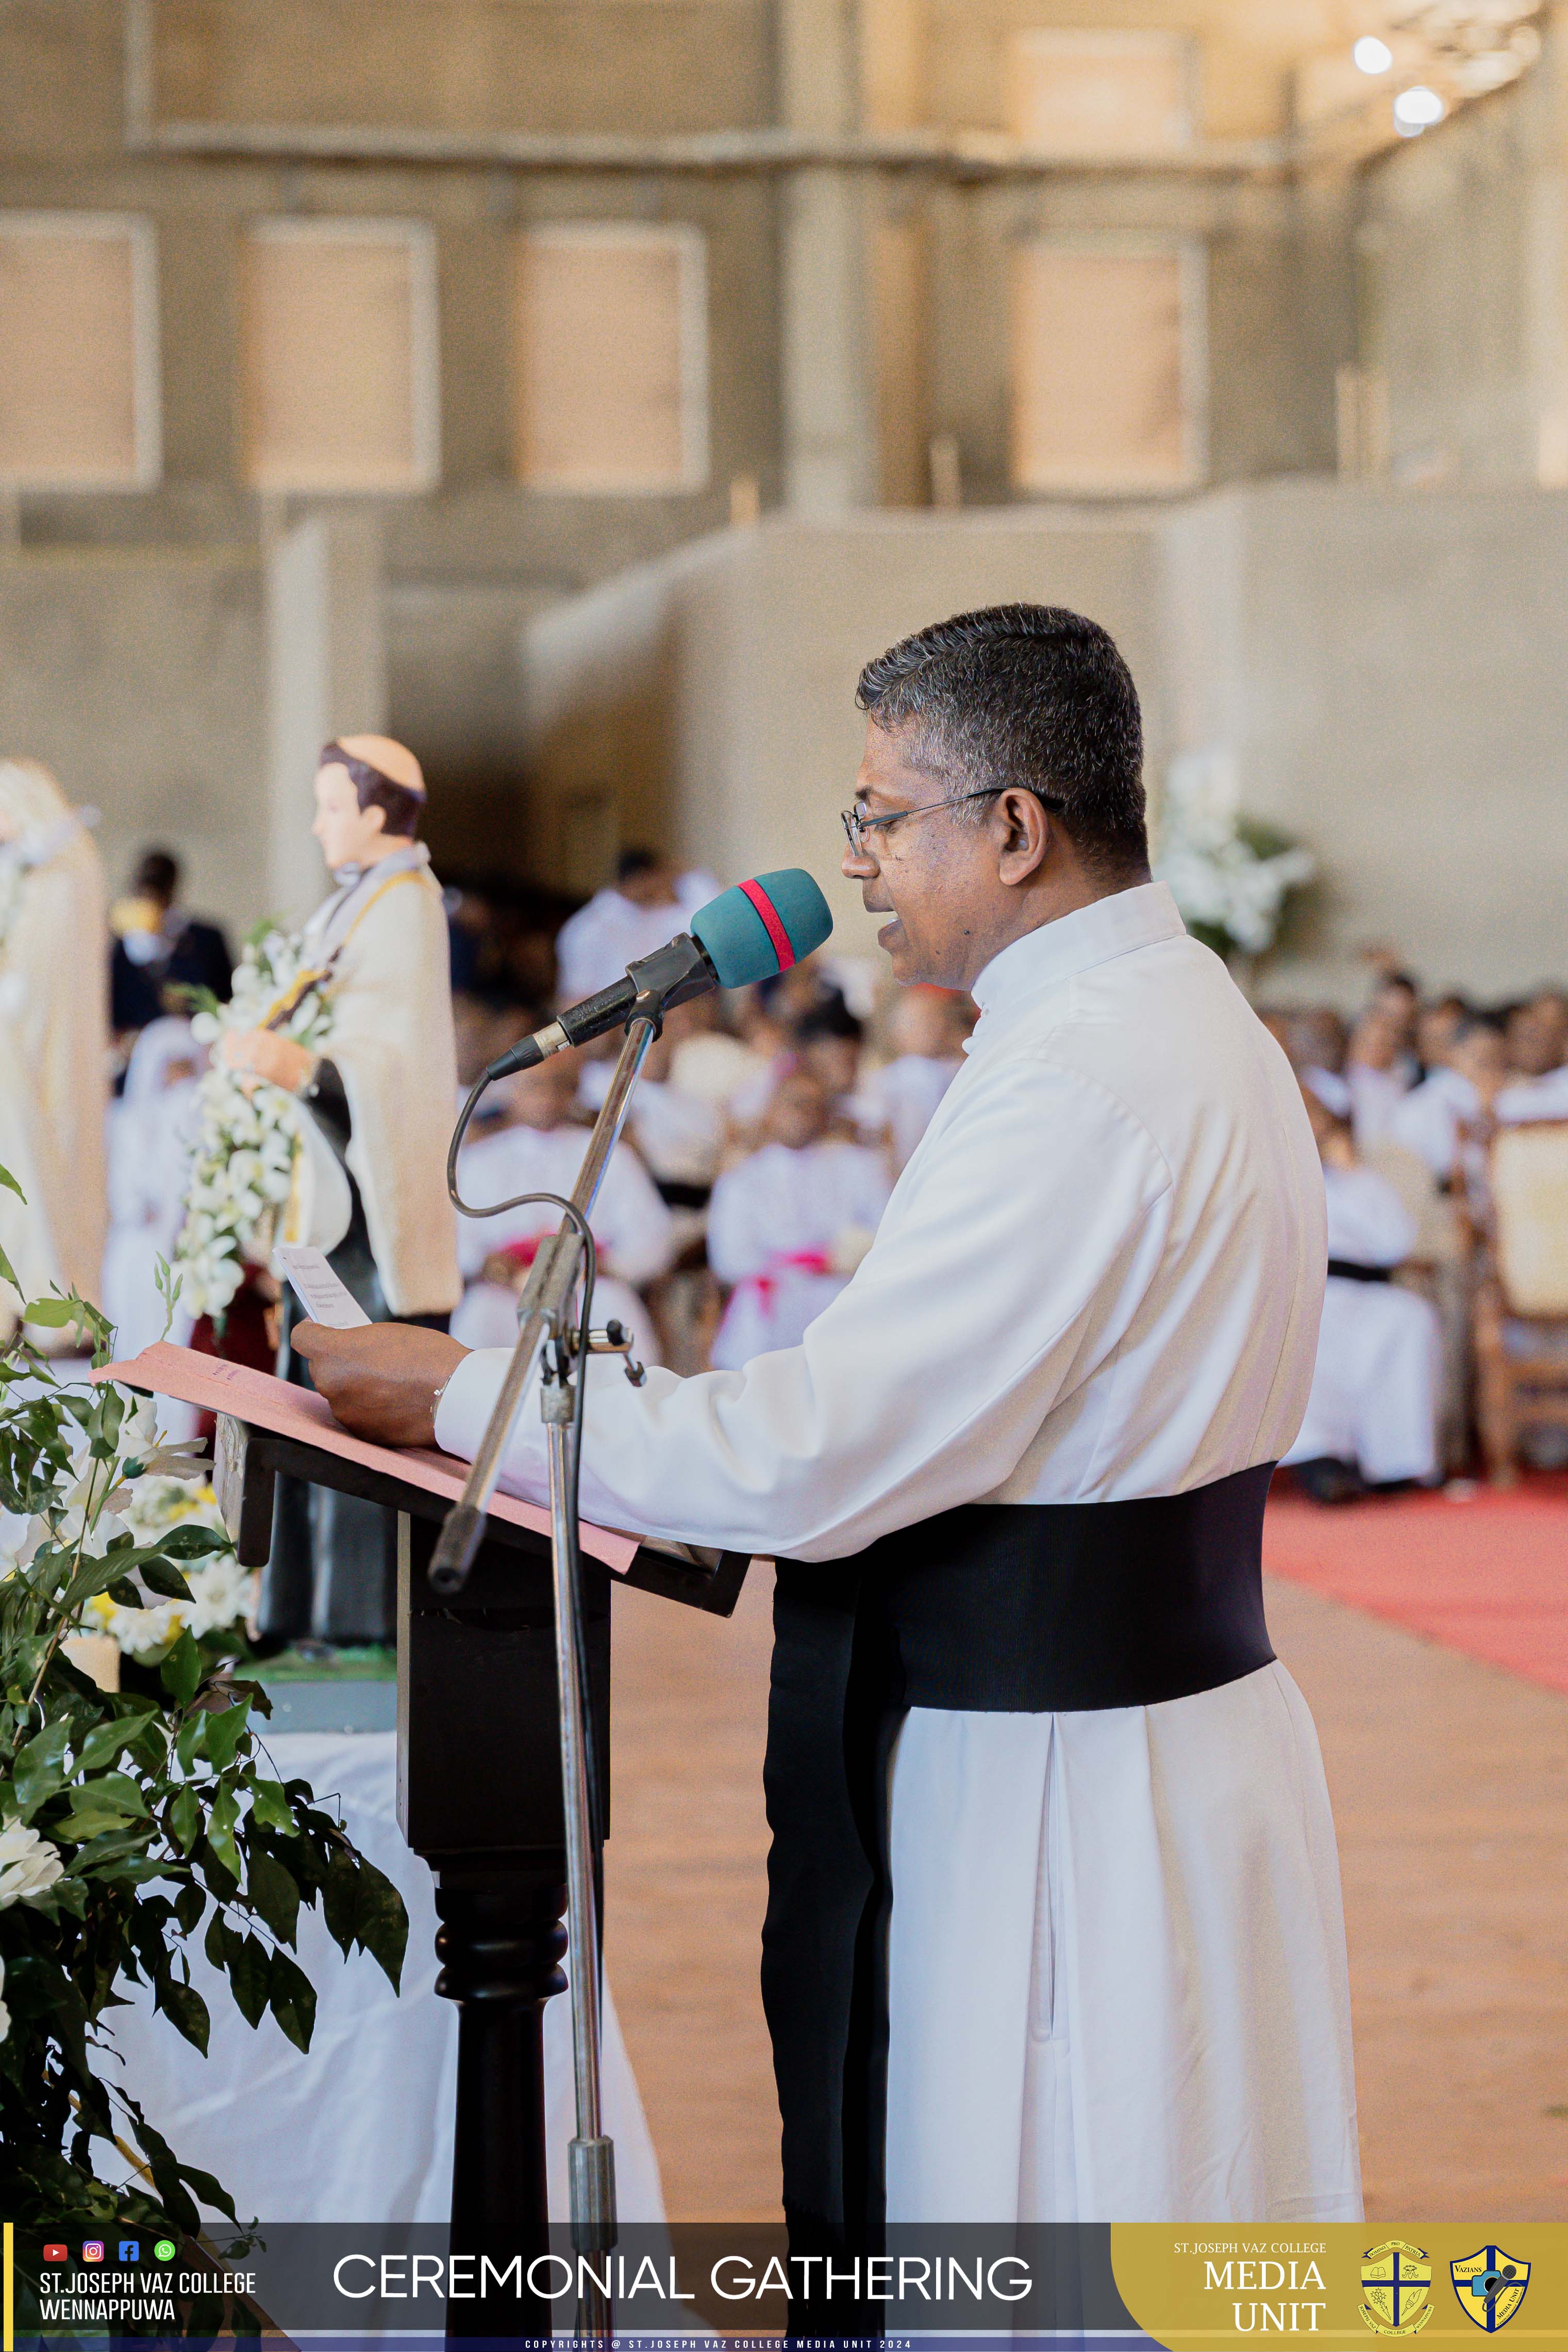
1263;1474;1568;1698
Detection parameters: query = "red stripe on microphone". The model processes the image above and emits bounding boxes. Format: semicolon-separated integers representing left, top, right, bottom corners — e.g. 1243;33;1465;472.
740;877;796;971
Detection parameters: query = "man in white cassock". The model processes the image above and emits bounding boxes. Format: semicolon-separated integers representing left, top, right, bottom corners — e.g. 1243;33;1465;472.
1282;1075;1440;1498
295;608;1361;2261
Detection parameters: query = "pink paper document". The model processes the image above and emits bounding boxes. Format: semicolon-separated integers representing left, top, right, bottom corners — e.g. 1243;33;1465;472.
95;1341;640;1574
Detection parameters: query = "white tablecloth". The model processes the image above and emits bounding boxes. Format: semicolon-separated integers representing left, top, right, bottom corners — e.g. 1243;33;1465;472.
104;1731;664;2226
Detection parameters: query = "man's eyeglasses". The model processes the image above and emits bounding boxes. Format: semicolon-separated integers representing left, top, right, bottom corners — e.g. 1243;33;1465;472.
840;786;1060;858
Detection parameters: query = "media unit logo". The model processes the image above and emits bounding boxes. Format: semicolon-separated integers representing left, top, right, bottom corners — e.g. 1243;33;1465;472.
1360;2241;1432;2335
1450;2247;1530;2332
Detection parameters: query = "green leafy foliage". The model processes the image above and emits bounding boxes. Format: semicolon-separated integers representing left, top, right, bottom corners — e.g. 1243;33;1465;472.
0;1167;411;2240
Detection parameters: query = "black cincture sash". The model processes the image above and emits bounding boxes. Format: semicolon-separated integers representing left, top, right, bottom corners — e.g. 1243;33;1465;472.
1327;1258;1393;1283
760;1463;1277;2327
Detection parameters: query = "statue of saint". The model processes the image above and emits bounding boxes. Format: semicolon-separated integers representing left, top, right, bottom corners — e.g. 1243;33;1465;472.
0;761;108;1337
223;735;461;1640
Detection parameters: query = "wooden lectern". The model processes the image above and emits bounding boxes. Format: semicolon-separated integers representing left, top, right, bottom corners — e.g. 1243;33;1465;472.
104;1345;750;2338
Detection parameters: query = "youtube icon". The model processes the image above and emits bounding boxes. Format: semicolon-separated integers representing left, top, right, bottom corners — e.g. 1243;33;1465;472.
42;2245;68;2265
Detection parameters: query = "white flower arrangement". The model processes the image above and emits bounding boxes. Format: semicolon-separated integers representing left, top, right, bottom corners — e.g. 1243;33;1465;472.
0;1821;65;1911
84;1474;255;1664
1;1392;255;1674
1155;752;1316;960
174;928;332;1322
1;1397;254;1666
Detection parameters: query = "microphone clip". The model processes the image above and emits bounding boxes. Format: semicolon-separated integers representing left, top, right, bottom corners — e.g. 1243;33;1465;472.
484;933;715;1085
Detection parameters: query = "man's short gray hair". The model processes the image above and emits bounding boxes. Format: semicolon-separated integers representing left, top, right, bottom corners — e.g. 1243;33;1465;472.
855;604;1147;880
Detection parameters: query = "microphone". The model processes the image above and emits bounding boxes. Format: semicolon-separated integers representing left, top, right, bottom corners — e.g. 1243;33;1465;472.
482;869;833;1081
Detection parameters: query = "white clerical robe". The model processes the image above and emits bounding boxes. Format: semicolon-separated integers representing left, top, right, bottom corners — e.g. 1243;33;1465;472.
436;882;1359;2225
288;846;462;1318
1387;1066;1480;1178
101;1016;201;1359
1496;1065;1568;1123
1281;1163;1440;1487
1346;1060;1409;1152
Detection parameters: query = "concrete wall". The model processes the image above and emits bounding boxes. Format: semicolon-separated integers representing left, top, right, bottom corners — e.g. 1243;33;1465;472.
526;488;1568;999
527;507;1169;955
1358;61;1563;488
6;480;1563;998
1163;479;1568;1002
0;543;266;932
3;6;782;570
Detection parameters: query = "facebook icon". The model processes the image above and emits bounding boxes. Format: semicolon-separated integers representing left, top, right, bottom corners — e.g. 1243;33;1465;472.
119;2241;139;2263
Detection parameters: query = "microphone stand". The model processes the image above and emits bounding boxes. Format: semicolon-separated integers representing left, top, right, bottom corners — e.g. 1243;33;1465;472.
430;999;666;2345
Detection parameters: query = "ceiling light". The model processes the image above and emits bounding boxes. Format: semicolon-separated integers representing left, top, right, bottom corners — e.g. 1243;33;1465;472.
1354;35;1395;73
1393;82;1447;129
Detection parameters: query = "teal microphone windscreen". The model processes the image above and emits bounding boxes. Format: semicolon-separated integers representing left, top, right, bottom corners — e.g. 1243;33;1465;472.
689;870;833;989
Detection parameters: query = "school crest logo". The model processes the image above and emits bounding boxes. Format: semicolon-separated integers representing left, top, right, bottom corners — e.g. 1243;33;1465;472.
1360;2242;1433;2335
1450;2247;1530;2331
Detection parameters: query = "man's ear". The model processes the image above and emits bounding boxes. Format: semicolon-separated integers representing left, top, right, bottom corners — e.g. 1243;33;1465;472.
996;788;1050;887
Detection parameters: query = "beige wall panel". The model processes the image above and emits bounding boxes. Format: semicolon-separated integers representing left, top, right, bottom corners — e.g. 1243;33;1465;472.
241;224;438;493
0;220;155;488
512;228;707;493
148;0;772;139
0;550;266;936
1011;246;1199;494
921;0;1372;142
1161;481;1568;1005
1007;31;1191;155
860;0;927;132
871;212;930;506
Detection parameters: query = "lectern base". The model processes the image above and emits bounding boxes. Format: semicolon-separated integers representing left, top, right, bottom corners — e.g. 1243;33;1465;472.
435;1861;568;2338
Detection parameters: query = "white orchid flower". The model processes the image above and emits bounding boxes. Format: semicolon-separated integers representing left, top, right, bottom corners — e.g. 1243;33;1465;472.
0;1821;65;1909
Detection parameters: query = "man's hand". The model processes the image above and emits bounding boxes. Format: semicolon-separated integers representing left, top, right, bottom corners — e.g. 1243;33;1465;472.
222;1028;318;1094
293;1320;468;1448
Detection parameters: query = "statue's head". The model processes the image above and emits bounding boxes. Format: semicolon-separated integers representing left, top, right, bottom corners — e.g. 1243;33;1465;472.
312;736;426;873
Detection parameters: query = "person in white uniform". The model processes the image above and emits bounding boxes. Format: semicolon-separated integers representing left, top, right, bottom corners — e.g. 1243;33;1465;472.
1496;987;1568;1122
452;1047;674;1368
554;848;721;1003
863;986;973;1173
102;1015;204;1358
295;606;1361;2272
1283;1075;1441;1498
707;1071;892;1368
1387;1015;1508;1182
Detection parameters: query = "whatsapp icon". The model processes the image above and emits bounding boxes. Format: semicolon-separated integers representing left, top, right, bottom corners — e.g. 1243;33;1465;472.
153;2240;176;2262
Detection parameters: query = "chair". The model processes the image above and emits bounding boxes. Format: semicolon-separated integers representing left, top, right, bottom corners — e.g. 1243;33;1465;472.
1473;1119;1568;1483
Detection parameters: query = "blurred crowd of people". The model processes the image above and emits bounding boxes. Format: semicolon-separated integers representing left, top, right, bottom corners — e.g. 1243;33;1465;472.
100;844;978;1387
1263;970;1568;1502
444;850;976;1379
89;836;1568;1505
